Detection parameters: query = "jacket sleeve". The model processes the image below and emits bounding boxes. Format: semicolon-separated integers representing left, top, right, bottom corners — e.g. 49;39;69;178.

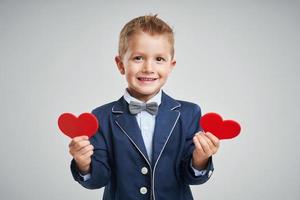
70;110;111;189
180;104;214;185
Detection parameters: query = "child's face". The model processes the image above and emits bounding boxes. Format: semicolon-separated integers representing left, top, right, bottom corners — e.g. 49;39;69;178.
116;31;176;102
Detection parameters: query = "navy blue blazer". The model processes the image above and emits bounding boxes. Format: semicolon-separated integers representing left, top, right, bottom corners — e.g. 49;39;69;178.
71;91;214;200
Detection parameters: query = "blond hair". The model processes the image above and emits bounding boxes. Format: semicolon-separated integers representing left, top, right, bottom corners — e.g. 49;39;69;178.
118;14;174;59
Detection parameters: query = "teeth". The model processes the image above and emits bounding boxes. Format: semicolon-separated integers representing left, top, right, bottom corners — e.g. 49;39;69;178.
139;78;156;81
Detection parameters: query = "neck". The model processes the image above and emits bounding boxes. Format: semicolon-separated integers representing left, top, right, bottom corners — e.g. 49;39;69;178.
126;88;160;102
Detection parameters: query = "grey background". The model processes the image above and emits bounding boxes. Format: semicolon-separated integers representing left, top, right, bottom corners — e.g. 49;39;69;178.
1;0;299;199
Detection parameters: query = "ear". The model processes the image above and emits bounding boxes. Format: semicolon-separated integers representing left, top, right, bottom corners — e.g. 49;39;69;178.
170;59;176;70
115;56;125;75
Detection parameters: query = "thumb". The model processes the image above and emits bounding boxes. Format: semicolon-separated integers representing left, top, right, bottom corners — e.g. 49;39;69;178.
83;135;89;140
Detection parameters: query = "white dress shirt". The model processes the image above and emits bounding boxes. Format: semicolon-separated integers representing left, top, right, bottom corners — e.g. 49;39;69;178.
123;88;161;162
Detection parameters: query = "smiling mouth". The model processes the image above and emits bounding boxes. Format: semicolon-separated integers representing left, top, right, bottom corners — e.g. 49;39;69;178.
138;77;158;81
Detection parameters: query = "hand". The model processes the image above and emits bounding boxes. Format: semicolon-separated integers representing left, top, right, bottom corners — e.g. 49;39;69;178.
69;135;94;174
192;131;220;170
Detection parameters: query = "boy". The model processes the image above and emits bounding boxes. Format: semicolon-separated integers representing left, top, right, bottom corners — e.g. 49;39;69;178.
69;14;219;200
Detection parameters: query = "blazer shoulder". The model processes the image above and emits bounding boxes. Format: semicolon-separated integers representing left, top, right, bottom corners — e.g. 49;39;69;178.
91;101;116;116
163;91;200;113
175;100;202;119
177;100;201;112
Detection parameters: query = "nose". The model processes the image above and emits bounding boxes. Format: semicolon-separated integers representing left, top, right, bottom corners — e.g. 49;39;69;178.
142;60;153;73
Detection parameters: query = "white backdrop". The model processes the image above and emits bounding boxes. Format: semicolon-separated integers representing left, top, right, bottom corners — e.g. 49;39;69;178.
1;0;299;199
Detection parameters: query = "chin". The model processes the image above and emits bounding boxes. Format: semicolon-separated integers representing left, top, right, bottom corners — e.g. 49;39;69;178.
140;87;161;94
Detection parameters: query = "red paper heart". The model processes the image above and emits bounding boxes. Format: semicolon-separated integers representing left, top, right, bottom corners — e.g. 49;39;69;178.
199;112;241;140
58;113;99;138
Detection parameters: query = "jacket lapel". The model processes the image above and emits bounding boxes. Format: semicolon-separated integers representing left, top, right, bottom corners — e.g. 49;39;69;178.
111;92;182;166
152;91;181;166
112;97;150;163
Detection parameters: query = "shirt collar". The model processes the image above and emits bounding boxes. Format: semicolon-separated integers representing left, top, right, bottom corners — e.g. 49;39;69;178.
123;88;162;106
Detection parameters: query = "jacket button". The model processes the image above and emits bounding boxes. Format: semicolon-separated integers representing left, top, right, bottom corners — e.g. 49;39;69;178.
141;167;148;175
140;187;147;194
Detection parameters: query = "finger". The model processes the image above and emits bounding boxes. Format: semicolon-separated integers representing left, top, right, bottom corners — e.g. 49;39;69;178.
70;140;90;153
78;144;94;156
201;134;214;148
204;132;220;147
69;136;89;147
82;149;94;159
195;130;205;135
75;140;90;151
73;135;89;143
78;150;94;161
193;135;204;154
202;134;218;154
196;134;211;154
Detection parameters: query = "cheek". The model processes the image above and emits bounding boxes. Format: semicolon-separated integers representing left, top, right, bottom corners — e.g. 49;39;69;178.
158;68;171;78
125;69;137;80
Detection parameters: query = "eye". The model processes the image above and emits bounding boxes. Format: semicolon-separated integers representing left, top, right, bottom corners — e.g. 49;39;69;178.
134;56;143;61
156;57;166;62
